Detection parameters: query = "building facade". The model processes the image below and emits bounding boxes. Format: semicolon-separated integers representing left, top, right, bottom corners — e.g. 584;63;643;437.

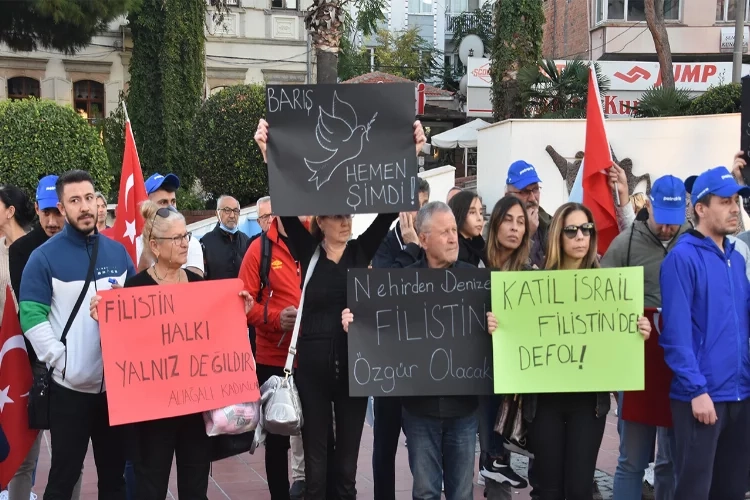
0;1;315;120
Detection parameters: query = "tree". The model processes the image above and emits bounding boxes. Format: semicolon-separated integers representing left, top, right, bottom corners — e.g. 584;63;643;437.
630;86;692;117
690;83;742;115
645;0;675;89
0;0;134;53
191;85;268;207
489;0;545;120
0;99;111;197
518;60;610;118
338;34;371;81
305;0;386;83
127;0;205;188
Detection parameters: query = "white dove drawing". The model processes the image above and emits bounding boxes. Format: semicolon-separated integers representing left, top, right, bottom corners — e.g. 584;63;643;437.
304;91;378;190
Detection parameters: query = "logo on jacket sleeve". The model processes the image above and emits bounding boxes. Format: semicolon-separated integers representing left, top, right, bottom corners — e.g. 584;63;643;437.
271;259;283;270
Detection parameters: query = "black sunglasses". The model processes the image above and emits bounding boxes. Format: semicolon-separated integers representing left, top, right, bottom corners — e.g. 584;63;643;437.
562;223;595;239
151;205;178;230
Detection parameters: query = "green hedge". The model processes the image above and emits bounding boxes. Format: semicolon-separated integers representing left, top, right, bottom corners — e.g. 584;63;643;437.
689;83;741;115
0;98;111;198
191;85;268;206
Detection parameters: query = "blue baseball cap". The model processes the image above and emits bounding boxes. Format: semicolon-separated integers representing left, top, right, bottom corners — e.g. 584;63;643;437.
145;173;180;195
36;175;59;210
684;167;750;201
506;160;542;190
649;175;686;225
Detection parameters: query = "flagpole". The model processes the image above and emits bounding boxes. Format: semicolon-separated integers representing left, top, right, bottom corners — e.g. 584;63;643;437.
122;101;130;123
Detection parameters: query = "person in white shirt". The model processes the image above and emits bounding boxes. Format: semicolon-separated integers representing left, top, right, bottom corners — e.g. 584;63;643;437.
137;173;204;277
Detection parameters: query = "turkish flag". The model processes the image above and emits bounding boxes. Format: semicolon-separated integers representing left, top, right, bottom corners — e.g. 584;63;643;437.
103;120;148;265
0;286;38;486
582;66;619;255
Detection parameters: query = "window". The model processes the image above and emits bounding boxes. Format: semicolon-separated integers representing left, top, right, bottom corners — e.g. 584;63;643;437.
272;0;297;9
7;77;40;99
409;0;432;14
73;80;105;125
598;0;679;22
717;0;750;21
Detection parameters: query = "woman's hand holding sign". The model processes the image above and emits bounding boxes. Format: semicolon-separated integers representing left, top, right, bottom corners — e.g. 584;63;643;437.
239;290;255;315
636;315;651;340
486;312;498;334
255;118;428;162
342;308;353;333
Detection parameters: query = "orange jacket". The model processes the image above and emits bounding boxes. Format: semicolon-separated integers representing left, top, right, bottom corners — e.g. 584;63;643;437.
239;219;301;367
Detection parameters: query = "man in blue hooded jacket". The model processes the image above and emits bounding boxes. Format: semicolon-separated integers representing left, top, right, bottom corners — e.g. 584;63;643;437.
660;166;750;500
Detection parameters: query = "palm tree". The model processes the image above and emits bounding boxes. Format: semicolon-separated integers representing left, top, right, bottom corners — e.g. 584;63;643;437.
305;0;386;83
518;59;610;118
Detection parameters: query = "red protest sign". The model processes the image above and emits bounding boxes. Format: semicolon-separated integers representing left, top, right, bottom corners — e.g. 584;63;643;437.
620;307;673;428
98;278;260;425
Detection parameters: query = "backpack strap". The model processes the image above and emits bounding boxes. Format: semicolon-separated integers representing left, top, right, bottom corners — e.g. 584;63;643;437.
258;231;273;323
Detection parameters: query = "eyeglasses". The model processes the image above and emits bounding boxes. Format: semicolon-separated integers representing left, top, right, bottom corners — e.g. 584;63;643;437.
257;214;273;222
154;233;192;245
219;208;241;215
508;186;542;197
562;223;595;239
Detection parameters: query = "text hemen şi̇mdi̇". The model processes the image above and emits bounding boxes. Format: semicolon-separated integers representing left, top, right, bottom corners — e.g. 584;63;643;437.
101;291;257;406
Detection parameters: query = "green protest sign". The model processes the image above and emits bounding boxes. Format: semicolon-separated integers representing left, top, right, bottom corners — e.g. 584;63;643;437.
491;267;644;394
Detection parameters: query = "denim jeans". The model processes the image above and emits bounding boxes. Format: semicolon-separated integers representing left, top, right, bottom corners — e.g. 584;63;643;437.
613;395;676;500
125;461;135;500
478;395;504;461
402;407;478;500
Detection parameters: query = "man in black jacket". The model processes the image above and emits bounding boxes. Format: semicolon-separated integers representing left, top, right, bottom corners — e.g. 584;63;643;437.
200;195;250;280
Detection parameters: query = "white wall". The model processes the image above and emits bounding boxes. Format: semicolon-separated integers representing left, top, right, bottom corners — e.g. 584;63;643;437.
351;164;456;238
477;114;745;218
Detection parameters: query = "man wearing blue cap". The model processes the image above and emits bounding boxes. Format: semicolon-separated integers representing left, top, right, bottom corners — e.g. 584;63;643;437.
602;175;690;500
505;160;633;268
7;175;83;500
660;166;750;500
136;173;204;277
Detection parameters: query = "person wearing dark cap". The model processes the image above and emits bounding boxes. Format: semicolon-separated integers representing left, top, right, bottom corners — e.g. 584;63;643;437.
660;167;750;500
603;175;690;500
505;160;634;269
136;173;204;277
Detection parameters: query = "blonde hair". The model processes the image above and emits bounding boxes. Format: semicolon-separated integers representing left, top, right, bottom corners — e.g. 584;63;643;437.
630;192;647;213
544;202;600;270
140;200;186;243
486;196;530;271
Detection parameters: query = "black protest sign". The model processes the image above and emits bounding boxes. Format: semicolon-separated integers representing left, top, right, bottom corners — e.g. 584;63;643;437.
347;268;494;397
266;84;418;216
742;75;750;186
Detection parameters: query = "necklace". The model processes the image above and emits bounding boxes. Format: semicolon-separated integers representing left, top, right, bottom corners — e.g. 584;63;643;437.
151;265;181;283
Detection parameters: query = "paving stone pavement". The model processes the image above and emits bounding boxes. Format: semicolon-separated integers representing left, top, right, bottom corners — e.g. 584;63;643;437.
28;411;622;499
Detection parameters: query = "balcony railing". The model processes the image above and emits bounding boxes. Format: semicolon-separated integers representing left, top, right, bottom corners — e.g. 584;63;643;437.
445;12;478;34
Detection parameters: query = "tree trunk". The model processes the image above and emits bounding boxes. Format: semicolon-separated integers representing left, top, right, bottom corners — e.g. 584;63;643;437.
317;50;339;83
645;0;675;89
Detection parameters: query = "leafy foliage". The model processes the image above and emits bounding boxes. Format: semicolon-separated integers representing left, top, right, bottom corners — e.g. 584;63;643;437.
0;0;135;53
450;2;494;49
338;33;372;81
191;85;268;207
518;60;610;118
0;99;111;198
689;83;742;116
630;86;693;118
127;0;205;187
98;92;127;202
490;0;545;120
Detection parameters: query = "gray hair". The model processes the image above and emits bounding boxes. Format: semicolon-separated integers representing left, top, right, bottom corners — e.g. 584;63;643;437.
95;192;106;204
256;196;271;206
415;201;453;235
216;195;239;209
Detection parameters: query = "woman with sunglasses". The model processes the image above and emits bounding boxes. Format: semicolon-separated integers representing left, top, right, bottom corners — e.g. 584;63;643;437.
90;201;254;500
519;202;650;500
254;118;426;500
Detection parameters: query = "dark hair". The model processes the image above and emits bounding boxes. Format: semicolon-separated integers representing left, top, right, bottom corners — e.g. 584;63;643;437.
692;193;714;224
55;170;95;202
417;178;430;197
448;190;481;236
544;202;599;270
310;217;323;241
0;185;34;228
486;196;530;271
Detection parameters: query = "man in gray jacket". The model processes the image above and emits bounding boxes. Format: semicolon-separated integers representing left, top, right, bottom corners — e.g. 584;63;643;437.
601;175;690;500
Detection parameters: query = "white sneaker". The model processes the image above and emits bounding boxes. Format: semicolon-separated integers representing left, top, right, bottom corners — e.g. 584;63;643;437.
477;475;485;486
441;481;445;491
30;493;38;500
0;490;8;500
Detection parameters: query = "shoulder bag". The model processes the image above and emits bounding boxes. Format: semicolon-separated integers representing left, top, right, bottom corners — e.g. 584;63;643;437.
28;234;100;430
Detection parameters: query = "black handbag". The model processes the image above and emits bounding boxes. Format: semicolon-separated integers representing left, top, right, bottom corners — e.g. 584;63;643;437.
27;234;99;430
210;431;255;462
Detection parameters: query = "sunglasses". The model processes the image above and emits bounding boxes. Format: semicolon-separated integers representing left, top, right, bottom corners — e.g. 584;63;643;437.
562;223;595;239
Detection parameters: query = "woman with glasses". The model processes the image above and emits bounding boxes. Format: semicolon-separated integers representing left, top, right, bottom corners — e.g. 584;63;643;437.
509;202;650;500
90;200;255;500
